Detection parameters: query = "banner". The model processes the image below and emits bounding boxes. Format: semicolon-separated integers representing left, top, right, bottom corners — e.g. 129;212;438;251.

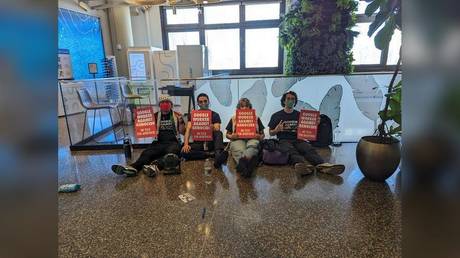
134;107;157;138
297;110;320;141
235;109;257;139
191;110;213;141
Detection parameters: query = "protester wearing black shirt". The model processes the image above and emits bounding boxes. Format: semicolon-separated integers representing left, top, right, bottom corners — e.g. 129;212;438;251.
181;93;227;168
111;95;185;177
268;91;345;176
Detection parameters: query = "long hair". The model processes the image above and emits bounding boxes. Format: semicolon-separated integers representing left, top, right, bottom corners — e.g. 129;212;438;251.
236;98;252;109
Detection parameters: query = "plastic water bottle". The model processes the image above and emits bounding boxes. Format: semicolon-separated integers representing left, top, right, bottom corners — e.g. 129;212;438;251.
123;136;133;163
204;158;212;176
204;158;212;185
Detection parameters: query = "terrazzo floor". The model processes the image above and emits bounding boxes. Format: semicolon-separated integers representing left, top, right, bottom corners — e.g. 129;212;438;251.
58;118;401;257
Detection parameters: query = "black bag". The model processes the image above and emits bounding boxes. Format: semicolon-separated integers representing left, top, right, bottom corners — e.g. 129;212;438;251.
310;114;333;147
161;153;181;175
260;139;289;165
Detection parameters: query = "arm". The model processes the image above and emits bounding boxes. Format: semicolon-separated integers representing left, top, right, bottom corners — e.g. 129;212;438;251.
181;122;192;153
178;115;186;135
269;120;284;136
213;123;221;131
226;131;238;140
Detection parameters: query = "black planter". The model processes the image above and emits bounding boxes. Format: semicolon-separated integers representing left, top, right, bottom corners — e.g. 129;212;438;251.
356;136;401;182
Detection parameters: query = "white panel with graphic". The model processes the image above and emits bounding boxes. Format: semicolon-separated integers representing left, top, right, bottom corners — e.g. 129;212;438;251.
195;74;401;142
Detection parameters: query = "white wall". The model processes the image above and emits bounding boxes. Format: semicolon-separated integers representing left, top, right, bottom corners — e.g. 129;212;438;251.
130;6;164;49
58;0;113;56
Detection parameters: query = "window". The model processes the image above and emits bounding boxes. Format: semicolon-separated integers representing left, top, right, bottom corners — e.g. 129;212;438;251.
245;28;279;68
352;23;381;65
245;3;280;21
167;31;200;50
205;29;240;70
166;8;199;24
352;0;401;70
204;5;239;24
161;2;284;74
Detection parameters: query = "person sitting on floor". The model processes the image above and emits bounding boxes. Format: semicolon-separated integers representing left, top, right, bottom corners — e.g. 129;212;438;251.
268;91;345;176
225;98;265;178
111;95;185;177
181;93;228;168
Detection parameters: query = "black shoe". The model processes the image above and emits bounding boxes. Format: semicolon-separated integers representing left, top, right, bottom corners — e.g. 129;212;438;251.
111;164;138;176
236;157;249;176
214;150;229;168
244;156;258;178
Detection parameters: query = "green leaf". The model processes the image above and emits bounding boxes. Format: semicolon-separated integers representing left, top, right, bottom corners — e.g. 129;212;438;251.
374;16;396;50
365;0;383;16
367;6;390;37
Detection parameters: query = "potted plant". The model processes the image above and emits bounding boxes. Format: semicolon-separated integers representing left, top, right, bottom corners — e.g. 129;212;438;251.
356;0;402;181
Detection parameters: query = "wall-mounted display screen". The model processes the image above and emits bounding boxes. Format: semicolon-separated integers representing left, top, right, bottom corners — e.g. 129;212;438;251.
58;8;105;79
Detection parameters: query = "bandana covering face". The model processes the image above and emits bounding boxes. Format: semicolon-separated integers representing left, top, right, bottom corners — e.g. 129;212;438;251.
160;102;172;112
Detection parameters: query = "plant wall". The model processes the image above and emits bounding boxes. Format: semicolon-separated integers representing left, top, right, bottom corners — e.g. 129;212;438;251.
280;0;358;75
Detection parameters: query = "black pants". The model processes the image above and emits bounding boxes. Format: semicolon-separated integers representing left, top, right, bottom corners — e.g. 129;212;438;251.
279;139;324;166
130;141;180;171
181;131;225;160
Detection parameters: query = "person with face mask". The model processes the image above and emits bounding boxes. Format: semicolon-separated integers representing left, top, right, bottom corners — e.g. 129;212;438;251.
111;95;186;177
225;98;265;178
268;91;345;176
181;93;228;168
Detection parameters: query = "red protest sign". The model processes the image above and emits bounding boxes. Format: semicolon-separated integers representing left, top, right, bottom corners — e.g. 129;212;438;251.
235;109;257;139
297;109;320;141
191;110;213;141
134;107;157;138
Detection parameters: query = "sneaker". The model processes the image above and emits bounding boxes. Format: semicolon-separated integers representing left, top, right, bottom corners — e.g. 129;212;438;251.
143;164;159;177
214;150;229;168
316;163;345;175
111;164;138;176
294;162;315;176
236;157;249;176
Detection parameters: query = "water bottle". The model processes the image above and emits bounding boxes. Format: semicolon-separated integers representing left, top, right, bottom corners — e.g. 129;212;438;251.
123;136;133;163
204;158;212;176
332;127;342;147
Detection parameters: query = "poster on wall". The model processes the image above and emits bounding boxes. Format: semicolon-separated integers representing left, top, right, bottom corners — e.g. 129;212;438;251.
297;109;320;141
235;109;257;139
134;107;157;138
191;110;213;141
58;49;73;80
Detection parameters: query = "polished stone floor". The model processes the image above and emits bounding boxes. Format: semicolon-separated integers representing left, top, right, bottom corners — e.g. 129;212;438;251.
58;118;401;257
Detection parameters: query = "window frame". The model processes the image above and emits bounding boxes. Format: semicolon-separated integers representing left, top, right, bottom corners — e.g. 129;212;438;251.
160;0;285;75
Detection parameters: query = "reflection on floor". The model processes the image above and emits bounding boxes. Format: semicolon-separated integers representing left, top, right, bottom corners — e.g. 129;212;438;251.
58;118;401;257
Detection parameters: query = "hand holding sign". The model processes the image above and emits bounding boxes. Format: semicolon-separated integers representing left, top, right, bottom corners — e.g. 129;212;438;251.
235;109;257;139
297;110;320;141
191;110;213;141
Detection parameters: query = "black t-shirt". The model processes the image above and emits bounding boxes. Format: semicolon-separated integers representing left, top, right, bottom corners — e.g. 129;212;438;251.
156;112;180;143
225;117;265;134
268;109;300;140
188;110;221;125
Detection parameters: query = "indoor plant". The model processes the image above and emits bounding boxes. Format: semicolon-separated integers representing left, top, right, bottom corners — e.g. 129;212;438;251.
356;0;402;181
279;0;358;75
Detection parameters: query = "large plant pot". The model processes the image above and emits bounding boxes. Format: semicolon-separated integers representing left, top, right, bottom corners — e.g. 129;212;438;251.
356;136;401;182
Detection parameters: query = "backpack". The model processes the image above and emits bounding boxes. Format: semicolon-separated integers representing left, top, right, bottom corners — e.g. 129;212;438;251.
310;114;333;147
261;139;289;165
